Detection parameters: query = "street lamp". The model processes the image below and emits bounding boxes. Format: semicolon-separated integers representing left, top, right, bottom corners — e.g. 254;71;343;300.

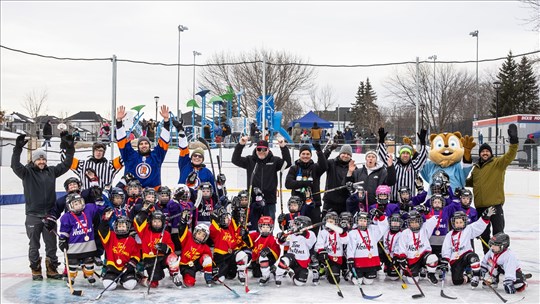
493;81;502;156
470;30;479;120
154;96;160;122
177;24;188;119
192;51;202;100
420;103;426;129
428;55;437;104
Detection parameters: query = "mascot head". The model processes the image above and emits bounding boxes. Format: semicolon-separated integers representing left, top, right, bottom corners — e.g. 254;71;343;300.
429;132;464;168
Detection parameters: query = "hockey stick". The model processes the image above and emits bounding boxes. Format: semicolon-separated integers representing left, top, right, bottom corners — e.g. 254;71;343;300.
483;279;510;303
282;222;325;238
145;223;168;297
377;241;407;289
213;277;241;298
245;162;259;228
324;258;344;298
244;262;259;294
440;270;457;300
197;137;219;194
95;268;127;300
312;181;362;196
279;161;287;214
350;267;382;299
405;266;425;299
63;248;84;296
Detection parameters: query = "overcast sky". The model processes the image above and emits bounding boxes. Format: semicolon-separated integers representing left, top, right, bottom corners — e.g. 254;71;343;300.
1;1;539;121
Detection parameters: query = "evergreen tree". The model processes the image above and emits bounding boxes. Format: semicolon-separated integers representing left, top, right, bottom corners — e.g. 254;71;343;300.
351;81;366;134
492;51;519;116
364;78;382;133
516;56;540;114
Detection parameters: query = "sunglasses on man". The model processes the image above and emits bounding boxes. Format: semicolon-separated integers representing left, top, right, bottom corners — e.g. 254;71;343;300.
256;148;268;152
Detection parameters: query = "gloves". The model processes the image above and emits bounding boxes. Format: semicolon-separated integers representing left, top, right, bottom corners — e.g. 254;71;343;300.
239;226;249;238
276;232;287;243
204;271;214;284
393;256;407;270
508;123;518;144
454;187;463;198
461;135;476;163
259;247;271;258
217;195;229;208
101;207;114;221
155;243;170;254
417;128;427;146
378;127;388;144
90;186;103;200
60;132;75;150
503;279;516;294
180;210;191;225
438;259;449;272
58;238;69;251
481;206;496;220
217;174;226;186
329;143;339;151
187;171;198;186
124;173;136;184
15;134;28;149
172;272;183;286
347;258;355;272
369;208;383;219
312;142;322;152
42;215;57;232
346;181;354;192
415;204;430;215
415;175;425;192
318;250;328;263
172;118;184;132
125;258;138;272
277;213;287;228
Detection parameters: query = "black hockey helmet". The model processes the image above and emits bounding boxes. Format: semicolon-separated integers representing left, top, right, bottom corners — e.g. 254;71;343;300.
149;210;166;232
113;216;131;236
338;211;353;229
66;193;85;214
110;187;125;206
450;211;468;232
389;213;404;233
406;210;424;232
288;196;303;212
293;215;312;231
489;232;510;253
64;177;82;192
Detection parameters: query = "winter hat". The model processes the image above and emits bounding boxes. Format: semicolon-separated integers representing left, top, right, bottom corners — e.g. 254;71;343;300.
478;143;493;155
256;140;269;149
138;136;151;147
191;148;205;159
365;150;378;160
299;145;312;155
32;149;47;162
339;144;353;156
398;145;413;157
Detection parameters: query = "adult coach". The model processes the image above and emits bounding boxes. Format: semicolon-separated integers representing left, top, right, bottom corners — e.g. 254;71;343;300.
232;136;291;221
11;133;75;280
466;124;518;253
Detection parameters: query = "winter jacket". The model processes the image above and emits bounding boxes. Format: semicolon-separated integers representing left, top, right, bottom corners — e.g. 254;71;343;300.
292;123;302;143
344;162;396;206
42;122;53;140
11;146;74;217
285;150;328;207
322;154;351;210
311;127;322;141
465;144;517;209
231;143;291;205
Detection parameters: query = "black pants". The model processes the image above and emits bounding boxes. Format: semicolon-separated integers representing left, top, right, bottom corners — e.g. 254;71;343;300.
476;204;505;253
25;215;58;265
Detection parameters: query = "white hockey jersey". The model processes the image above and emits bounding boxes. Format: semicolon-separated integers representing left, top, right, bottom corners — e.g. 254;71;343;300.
347;217;389;268
287;230;317;268
315;229;348;265
395;216;437;264
481;249;522;282
382;230;402;259
441;218;489;263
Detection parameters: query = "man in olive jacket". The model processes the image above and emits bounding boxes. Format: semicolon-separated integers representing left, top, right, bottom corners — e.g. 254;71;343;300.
11;134;75;280
466;124;518;253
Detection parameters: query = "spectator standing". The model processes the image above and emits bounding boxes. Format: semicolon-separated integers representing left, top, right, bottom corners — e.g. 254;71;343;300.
42;120;52;147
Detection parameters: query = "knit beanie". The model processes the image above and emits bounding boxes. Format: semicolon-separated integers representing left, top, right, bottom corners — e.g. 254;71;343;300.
339;144;353;156
365;150;378;160
299;145;312;155
32;149;47;162
191;148;205;160
478;143;493;155
138;136;151;147
398;145;413;157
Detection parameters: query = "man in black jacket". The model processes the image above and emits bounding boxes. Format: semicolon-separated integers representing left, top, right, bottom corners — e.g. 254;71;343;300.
322;144;353;215
11;133;75;280
232;136;291;221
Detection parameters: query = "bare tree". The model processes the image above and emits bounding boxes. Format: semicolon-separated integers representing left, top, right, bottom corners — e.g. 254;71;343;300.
22;89;48;137
520;0;540;31
200;48;316;120
308;84;336;112
384;64;476;133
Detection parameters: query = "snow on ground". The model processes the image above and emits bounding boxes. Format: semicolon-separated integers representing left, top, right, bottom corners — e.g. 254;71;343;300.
1;143;539;303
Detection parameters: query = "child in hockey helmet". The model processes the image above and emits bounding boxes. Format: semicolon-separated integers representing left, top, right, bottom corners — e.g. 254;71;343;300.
460;189;473;209
406;210;424;232
64;177;82;194
258;216;274;237
113;216;131;236
193;223;210;244
292;215;312;232
157;186;172;206
489;232;510;254
174;184;191;202
67;193;85;214
110;187;126;208
338;212;353;232
143;187;157;205
450;211;468;232
149;210;166;233
430;179;444;195
389;213;404;233
288;196;303;213
214;207;231;229
375;185;391;205
398;186;411;205
323;211;339;230
355;211;371;231
199;182;213;199
236;190;249;208
430;194;445;211
126;180;142;198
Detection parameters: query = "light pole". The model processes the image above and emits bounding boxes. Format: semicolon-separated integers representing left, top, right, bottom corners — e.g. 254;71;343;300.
428;55;437;104
192;51;202;100
470;30;479;120
154;96;159;122
494;81;501;156
420;103;425;129
177;24;188;119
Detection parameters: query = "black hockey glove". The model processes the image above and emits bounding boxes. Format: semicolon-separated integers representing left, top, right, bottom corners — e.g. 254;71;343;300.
259;247;272;258
276;232;287;243
369;208;383;219
347;258;355;272
15;134;28;149
172;118;184;132
329;143;339;151
180;209;191;225
60;133;75;150
414;204;430;215
42;214;57;232
125;258;138;272
346;181;354;193
378;127;388;144
90;186;103;201
508;123;519;144
318;250;328;264
438;259;450;273
393;256;407;271
277;213;287;229
503;279;516;294
216;174;226;186
101;207;114;221
312;142;322;152
155;243;170;254
417;128;427;146
186;171;198;185
481;206;496;221
58;238;69;251
414;175;424;192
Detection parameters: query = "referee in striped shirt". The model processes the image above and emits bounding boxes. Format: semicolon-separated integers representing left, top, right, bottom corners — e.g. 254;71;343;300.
377;127;428;202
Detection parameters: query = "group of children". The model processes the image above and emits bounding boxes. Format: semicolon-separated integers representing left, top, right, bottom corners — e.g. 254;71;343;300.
46;170;528;296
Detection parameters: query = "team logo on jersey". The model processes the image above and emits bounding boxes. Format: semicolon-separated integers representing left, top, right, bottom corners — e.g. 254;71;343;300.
136;163;152;179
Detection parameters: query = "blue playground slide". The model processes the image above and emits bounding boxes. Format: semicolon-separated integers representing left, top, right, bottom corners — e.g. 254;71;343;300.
273;111;293;143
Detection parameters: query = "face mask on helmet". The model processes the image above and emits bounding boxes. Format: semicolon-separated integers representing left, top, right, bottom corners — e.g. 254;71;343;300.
157;187;171;204
200;183;213;199
143;188;156;204
430;182;443;195
354;185;366;200
375;185;391;205
398;188;411;203
460;190;473;208
193;224;210;244
258;216;274;237
174;185;190;202
406;211;423;232
430;195;445;211
489;232;510;254
114;216;131;236
64;177;81;193
339;212;353;230
150;211;165;232
112;194;125;207
324;212;338;229
451;212;468;232
127;182;141;198
355;212;371;231
67;195;85;214
292;216;311;231
389;214;404;232
288;196;303;213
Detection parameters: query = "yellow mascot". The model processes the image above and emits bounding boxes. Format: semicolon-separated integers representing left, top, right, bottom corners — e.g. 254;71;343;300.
420;132;476;191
